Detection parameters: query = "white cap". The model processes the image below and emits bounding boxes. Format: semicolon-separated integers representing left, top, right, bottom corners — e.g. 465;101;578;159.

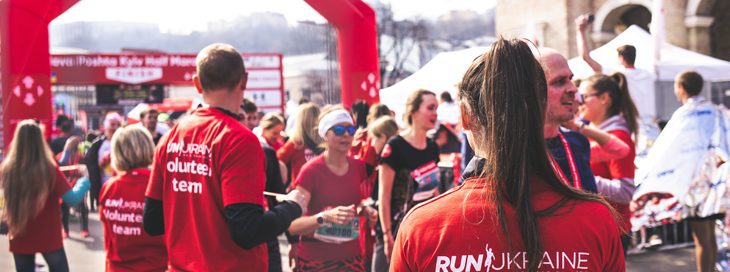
317;109;354;138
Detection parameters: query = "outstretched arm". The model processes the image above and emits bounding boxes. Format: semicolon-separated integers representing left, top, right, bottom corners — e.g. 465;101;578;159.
576;15;603;74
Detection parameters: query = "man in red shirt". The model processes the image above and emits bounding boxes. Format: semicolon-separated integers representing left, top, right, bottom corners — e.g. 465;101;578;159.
143;43;307;271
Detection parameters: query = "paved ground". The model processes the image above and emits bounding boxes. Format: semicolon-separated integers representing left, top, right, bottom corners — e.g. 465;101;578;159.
0;211;699;271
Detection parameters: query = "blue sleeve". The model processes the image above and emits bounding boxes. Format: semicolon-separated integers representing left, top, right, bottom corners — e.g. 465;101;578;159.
61;177;90;206
571;133;597;193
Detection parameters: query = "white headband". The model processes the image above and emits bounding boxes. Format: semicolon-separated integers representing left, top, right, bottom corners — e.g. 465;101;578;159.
318;109;354;138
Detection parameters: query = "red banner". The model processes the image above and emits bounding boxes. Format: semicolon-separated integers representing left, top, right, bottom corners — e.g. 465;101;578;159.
51;54;198;85
51;53;284;112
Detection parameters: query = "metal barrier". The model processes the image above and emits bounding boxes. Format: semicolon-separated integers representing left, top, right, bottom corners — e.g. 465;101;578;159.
629;220;694;255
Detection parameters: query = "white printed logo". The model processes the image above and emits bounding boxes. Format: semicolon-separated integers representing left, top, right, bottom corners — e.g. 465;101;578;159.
166;142;211;156
360;73;380;98
106;67;163;84
166;157;212;177
103;198;145;236
434;243;590;271
13;76;44;106
172;178;203;194
165;142;213;178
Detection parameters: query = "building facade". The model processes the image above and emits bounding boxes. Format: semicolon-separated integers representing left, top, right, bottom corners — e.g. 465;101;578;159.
496;0;730;61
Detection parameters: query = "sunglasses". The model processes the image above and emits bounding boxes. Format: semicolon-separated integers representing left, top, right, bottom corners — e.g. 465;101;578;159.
331;125;356;136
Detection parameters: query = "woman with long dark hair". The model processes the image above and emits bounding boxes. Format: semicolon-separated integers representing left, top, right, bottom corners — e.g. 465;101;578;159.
1;120;89;272
390;38;625;271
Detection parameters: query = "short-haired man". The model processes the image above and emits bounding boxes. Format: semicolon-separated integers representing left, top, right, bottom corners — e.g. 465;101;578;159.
576;15;656;121
139;108;162;144
84;112;123;210
143;43;306;271
241;98;260;130
535;47;598;193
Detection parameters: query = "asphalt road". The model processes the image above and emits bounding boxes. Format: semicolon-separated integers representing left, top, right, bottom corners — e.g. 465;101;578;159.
0;211;698;271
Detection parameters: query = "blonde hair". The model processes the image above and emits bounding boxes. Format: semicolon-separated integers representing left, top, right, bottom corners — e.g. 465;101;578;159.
111;126;155;172
366;103;392;124
368;116;399;140
260;112;284;130
289;103;323;147
1;120;57;235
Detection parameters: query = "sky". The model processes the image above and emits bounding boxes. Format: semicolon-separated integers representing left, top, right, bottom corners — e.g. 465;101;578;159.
51;0;496;33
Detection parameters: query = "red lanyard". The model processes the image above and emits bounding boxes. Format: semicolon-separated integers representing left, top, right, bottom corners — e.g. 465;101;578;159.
547;133;582;190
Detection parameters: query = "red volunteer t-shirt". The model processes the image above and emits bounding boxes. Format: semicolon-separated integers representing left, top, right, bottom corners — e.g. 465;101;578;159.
100;168;167;272
391;176;625;271
295;155;367;262
10;168;70;254
145;107;267;272
590;129;635;232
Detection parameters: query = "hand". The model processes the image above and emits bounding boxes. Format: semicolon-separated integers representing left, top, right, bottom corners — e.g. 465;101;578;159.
561;117;582;132
323;205;357;225
354;128;367;140
276;189;310;215
383;232;395;259
359;205;378;227
575;14;590;32
288;243;298;270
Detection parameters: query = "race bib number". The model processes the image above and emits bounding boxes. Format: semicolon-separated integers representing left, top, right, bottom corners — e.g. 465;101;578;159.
411;162;440;202
313;217;360;244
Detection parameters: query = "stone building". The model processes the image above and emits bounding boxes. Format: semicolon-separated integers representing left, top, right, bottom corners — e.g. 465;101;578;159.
496;0;730;61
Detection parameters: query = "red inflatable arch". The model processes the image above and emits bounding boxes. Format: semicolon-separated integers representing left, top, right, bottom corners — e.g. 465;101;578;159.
0;0;80;150
0;0;379;150
304;0;381;108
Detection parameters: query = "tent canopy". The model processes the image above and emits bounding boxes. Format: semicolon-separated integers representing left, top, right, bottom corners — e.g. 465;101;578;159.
568;25;730;82
379;47;489;124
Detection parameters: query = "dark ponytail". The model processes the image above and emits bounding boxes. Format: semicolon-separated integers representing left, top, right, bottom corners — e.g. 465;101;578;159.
586;72;640;139
459;38;620;272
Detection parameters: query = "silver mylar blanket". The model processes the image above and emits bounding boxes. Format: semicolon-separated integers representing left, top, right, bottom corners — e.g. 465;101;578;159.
632;97;730;231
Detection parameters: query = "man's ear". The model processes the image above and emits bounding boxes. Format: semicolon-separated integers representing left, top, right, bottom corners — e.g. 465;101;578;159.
193;74;203;94
460;102;472;130
240;72;249;91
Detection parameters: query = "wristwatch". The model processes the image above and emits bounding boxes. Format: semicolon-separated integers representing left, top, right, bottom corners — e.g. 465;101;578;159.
316;213;326;225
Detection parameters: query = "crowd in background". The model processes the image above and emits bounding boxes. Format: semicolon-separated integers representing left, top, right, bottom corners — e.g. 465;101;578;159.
0;14;729;272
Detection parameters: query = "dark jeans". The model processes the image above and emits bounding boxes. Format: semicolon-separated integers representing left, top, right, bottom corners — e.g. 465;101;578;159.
13;247;69;272
61;201;89;232
372;240;389;272
621;234;631;255
268;239;282;272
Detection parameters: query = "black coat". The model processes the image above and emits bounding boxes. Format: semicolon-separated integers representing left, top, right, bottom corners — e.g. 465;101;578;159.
83;136;106;202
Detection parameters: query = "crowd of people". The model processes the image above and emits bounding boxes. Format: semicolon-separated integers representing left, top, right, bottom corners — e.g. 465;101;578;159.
0;15;729;272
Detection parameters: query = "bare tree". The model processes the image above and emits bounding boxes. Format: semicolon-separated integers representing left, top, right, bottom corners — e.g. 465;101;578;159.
374;1;430;87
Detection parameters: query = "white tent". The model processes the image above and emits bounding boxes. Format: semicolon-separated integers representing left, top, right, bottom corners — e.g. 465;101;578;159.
379;47;489;124
568;25;730;82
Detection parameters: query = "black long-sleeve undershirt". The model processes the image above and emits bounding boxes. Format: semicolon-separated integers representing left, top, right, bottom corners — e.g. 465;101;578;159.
225;201;301;249
143;198;165;235
142;197;302;249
